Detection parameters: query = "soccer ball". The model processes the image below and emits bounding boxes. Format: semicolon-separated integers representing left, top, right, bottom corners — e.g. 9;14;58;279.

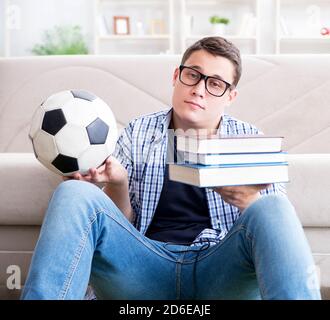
29;90;118;176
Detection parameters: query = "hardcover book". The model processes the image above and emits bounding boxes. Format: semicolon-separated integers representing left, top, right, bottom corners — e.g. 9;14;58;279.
168;162;289;187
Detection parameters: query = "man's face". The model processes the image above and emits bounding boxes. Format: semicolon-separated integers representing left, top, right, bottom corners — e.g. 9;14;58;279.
171;49;238;131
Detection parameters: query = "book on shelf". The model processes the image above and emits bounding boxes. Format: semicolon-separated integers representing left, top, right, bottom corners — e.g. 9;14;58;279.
238;13;257;37
97;15;110;36
168;162;289;188
280;16;290;36
176;134;283;154
183;151;288;166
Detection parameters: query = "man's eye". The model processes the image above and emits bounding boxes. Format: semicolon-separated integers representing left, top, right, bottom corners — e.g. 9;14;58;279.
187;71;199;79
209;80;222;88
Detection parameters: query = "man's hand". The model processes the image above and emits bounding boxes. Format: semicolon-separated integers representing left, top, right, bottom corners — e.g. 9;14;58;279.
63;156;128;186
63;156;134;222
213;184;270;212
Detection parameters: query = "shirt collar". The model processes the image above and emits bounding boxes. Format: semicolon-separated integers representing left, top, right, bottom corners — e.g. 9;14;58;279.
158;108;230;138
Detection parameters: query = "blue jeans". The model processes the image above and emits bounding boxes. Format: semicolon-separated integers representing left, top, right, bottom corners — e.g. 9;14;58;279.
21;180;321;300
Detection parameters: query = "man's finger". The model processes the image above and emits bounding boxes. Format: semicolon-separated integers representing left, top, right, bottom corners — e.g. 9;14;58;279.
73;172;85;180
89;168;100;182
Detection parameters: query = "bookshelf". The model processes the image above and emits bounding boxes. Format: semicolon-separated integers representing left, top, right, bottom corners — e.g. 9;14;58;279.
93;0;330;55
180;0;259;54
2;0;330;56
275;0;330;53
93;0;175;55
93;0;259;55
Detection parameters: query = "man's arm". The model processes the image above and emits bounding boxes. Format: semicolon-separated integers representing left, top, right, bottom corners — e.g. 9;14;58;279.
103;177;134;223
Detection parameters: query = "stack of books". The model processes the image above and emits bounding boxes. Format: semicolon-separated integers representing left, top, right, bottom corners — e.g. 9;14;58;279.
168;134;289;187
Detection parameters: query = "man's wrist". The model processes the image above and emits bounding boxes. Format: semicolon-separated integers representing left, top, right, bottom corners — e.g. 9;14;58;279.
240;193;261;212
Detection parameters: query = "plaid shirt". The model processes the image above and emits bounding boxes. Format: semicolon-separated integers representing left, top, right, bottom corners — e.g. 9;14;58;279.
112;108;286;246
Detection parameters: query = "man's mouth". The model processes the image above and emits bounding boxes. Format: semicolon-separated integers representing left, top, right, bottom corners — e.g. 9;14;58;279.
184;100;205;110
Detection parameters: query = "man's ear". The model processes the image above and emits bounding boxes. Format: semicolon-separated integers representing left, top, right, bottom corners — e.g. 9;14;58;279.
227;88;238;107
172;67;179;87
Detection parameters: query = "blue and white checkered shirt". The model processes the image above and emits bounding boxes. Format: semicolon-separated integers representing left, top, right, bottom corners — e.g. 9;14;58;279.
112;108;286;246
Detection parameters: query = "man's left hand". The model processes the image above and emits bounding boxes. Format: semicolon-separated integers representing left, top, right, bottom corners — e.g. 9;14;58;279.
213;184;271;212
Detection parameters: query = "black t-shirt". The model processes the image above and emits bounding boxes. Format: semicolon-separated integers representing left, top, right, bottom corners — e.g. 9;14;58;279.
145;164;211;244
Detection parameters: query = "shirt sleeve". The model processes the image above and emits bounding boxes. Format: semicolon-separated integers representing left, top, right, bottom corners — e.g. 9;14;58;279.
261;182;287;196
111;122;139;225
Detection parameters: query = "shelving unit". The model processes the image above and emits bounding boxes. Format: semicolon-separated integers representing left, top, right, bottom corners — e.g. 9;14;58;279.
180;0;259;54
2;0;330;56
93;0;174;55
275;0;330;53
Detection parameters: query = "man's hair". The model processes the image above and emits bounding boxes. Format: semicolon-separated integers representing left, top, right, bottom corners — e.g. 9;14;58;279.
180;36;242;87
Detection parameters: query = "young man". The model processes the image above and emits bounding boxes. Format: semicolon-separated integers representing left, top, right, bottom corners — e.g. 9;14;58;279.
22;37;320;300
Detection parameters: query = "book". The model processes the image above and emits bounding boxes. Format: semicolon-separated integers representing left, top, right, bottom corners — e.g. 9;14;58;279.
168;162;289;188
238;13;257;37
97;15;110;36
280;16;290;36
183;151;287;166
176;135;283;154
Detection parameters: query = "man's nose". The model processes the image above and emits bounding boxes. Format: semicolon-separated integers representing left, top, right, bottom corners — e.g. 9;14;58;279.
191;78;206;97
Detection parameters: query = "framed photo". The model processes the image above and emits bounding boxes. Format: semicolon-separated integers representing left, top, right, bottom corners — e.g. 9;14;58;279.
113;16;130;35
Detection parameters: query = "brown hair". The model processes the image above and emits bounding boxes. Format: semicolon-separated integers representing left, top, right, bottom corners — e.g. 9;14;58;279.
181;36;242;87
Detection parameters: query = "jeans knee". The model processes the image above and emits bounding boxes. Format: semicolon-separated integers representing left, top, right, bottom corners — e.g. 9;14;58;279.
54;180;99;200
243;194;298;227
50;180;103;214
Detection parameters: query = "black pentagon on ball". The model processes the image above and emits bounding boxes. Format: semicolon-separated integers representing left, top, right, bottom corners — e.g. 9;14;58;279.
71;90;96;102
42;109;66;135
52;154;79;174
86;117;109;145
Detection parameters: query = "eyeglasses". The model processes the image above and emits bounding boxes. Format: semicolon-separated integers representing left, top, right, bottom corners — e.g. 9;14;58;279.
179;65;234;97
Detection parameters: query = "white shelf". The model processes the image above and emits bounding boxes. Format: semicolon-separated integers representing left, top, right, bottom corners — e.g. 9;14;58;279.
99;35;171;40
186;0;254;4
280;36;330;41
99;0;168;5
187;35;257;40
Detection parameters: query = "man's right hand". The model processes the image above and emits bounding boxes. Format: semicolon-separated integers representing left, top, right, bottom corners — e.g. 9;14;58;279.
63;156;128;186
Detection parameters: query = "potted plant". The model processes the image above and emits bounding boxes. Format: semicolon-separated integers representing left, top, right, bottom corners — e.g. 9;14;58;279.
209;15;230;35
31;25;89;55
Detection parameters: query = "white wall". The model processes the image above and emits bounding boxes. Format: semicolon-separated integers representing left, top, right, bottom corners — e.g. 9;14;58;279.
3;0;94;56
0;0;6;56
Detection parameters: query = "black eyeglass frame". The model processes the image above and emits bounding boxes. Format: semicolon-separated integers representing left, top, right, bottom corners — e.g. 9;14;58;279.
179;65;234;97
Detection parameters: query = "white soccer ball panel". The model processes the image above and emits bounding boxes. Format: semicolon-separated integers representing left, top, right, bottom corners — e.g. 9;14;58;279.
29;106;45;139
61;99;98;127
105;129;118;155
94;98;118;152
42;90;74;110
94;98;118;128
78;145;110;174
55;124;90;158
33;130;58;162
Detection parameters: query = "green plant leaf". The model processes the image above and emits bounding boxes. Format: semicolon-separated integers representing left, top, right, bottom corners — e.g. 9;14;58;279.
209;15;230;25
31;25;89;55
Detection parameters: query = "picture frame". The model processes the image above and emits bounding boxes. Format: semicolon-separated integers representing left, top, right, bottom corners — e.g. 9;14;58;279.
113;16;130;35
